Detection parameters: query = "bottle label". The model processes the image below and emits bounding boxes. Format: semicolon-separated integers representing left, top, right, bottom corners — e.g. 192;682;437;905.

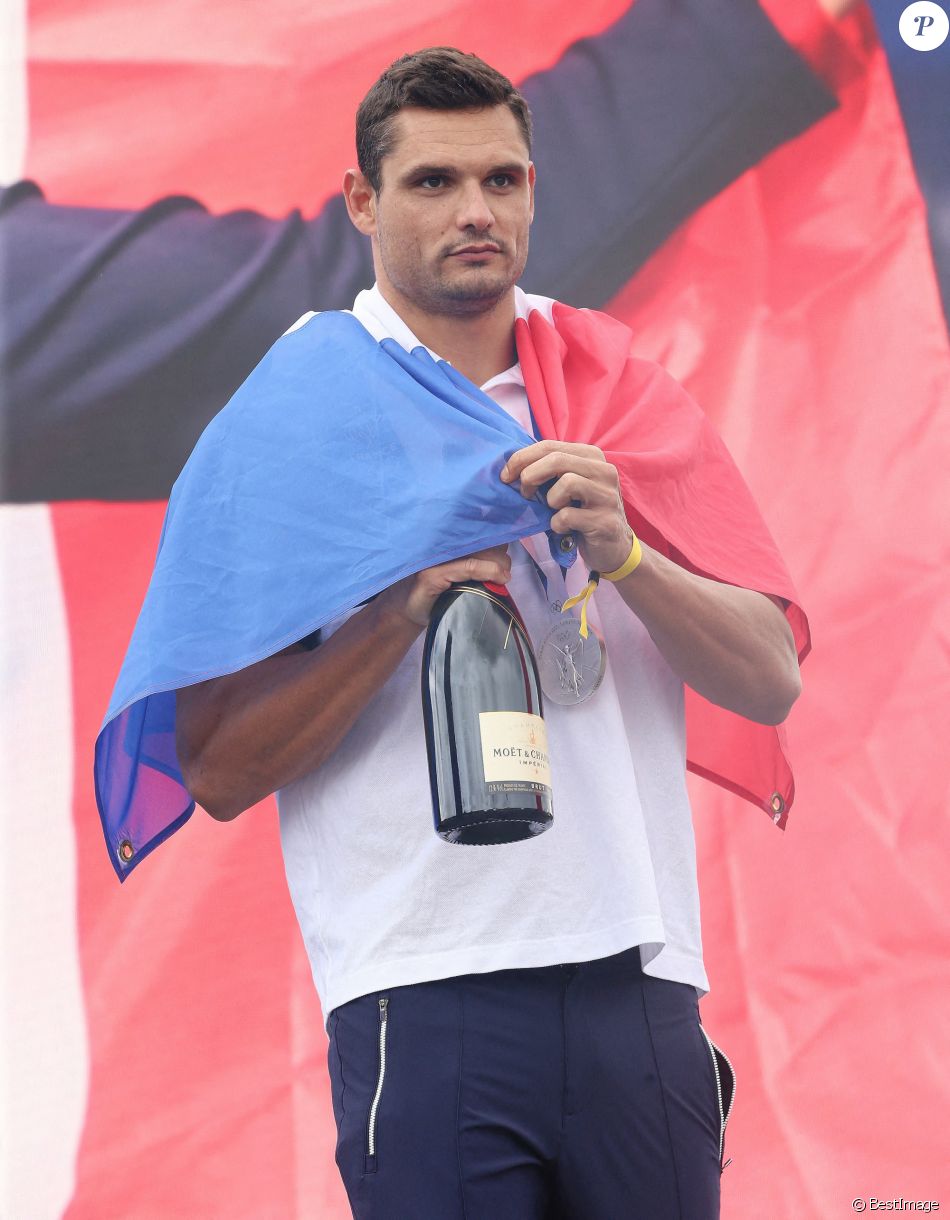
479;712;552;794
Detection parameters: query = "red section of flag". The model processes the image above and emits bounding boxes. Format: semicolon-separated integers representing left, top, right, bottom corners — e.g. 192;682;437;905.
517;301;809;822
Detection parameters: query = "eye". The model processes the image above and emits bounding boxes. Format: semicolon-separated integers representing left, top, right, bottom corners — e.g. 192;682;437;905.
488;173;515;189
418;175;445;190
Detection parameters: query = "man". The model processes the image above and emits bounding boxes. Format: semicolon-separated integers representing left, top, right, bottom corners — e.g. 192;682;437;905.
170;49;802;1218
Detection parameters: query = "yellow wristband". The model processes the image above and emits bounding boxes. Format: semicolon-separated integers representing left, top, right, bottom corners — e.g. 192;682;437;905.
600;533;642;582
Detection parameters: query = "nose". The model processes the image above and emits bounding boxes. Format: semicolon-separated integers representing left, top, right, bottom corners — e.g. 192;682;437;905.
455;179;495;233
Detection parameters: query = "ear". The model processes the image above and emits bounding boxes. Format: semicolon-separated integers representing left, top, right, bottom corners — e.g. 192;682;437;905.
527;162;536;225
343;168;377;236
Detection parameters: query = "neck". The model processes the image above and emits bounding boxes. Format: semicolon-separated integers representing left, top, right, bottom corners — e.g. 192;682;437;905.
377;283;518;387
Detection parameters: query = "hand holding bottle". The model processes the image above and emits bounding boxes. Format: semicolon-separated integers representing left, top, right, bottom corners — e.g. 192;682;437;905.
376;545;513;629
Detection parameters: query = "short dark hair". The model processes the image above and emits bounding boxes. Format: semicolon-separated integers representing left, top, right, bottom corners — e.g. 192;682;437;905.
356;47;533;193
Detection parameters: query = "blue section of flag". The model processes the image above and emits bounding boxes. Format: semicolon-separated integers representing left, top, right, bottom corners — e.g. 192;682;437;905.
95;310;558;878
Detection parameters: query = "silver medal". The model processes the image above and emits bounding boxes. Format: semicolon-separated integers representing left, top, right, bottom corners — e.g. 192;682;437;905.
538;616;607;705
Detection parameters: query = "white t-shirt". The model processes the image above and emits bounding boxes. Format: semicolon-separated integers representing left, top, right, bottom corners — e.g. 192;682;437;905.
277;285;708;1026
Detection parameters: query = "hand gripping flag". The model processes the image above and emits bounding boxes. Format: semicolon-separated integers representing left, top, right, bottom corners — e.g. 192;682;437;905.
95;298;810;879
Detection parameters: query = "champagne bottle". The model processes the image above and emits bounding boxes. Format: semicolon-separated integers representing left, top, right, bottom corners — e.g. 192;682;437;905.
421;581;553;845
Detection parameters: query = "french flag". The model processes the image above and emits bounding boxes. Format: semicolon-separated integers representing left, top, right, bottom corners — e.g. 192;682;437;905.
94;294;806;882
3;1;948;1216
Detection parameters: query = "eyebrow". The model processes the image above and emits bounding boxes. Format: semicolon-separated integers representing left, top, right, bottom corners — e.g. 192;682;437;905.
399;162;527;184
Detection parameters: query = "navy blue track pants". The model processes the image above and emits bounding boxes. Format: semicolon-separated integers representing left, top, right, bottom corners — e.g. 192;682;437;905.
326;947;734;1218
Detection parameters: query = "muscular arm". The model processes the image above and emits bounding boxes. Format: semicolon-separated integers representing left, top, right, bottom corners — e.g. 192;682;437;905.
503;441;801;726
176;546;511;821
610;548;801;726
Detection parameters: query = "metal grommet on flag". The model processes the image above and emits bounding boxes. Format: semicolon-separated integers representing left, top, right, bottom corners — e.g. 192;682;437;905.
118;839;135;863
769;793;785;820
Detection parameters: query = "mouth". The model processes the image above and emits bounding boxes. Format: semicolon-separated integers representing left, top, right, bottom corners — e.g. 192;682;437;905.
448;244;502;258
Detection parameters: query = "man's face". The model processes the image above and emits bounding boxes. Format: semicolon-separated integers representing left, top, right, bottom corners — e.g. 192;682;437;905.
368;105;535;317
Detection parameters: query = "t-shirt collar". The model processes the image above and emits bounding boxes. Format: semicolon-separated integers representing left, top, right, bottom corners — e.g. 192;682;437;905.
351;283;526;392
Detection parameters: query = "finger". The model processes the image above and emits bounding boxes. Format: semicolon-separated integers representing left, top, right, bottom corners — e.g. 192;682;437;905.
548;506;585;536
548;508;633;571
471;544;512;564
543;472;617;511
548;505;621;538
501;440;605;484
428;546;512;577
442;554;512;585
500;441;547;484
518;453;617;501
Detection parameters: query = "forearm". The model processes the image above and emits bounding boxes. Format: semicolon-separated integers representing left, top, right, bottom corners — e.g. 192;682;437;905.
176;546;512;820
176;598;421;820
613;543;801;725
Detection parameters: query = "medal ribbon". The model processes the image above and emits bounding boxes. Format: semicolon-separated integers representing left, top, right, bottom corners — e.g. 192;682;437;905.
561;573;599;639
560;536;644;637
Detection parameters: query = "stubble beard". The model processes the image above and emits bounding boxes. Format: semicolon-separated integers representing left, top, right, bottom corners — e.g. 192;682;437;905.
378;226;529;319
